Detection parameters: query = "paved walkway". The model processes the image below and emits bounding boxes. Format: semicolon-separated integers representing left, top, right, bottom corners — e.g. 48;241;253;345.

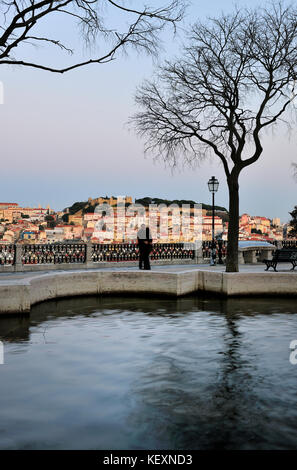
0;262;295;282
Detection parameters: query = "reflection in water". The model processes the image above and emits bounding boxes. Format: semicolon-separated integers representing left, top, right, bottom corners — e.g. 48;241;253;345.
0;295;297;449
128;302;260;449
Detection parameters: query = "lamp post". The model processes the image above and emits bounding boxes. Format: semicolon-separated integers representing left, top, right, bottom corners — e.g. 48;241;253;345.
217;232;223;264
207;176;219;266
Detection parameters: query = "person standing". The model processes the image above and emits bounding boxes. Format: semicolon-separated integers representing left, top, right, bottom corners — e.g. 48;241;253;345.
137;224;146;269
137;224;153;270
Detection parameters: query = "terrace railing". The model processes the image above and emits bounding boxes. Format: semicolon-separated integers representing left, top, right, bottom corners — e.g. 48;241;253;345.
202;241;227;261
274;239;297;249
0;244;15;265
92;243;195;263
1;239;293;272
22;243;86;264
0;242;196;271
92;243;138;262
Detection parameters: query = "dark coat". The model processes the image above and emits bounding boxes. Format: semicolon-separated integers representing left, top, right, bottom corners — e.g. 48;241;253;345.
137;227;152;253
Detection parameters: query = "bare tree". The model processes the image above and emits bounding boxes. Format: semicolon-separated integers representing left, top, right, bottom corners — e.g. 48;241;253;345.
0;0;185;72
131;1;297;272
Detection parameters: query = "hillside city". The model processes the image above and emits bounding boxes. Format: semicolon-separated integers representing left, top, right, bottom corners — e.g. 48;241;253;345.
0;196;290;245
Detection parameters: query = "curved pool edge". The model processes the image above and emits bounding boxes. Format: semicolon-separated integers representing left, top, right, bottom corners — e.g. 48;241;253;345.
0;268;296;314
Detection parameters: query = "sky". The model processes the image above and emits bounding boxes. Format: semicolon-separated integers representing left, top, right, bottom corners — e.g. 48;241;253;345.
0;0;296;222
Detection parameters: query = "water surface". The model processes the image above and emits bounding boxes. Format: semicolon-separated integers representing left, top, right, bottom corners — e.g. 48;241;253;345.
0;295;297;450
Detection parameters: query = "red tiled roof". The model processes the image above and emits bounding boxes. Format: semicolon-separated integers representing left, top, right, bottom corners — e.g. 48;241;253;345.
0;203;18;206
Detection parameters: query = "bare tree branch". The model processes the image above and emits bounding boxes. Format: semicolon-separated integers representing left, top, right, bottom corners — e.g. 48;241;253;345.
0;0;186;71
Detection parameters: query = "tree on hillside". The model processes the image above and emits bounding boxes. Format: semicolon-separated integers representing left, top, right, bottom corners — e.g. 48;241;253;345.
289;206;297;237
0;0;184;73
45;214;56;228
131;1;297;272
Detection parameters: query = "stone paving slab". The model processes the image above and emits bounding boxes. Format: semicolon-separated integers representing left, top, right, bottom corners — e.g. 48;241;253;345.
0;262;295;282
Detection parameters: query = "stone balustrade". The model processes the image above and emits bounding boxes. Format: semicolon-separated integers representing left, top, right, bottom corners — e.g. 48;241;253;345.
0;240;295;272
0;242;197;272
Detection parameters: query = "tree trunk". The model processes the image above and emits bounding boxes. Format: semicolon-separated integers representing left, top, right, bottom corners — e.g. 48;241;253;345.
226;175;239;272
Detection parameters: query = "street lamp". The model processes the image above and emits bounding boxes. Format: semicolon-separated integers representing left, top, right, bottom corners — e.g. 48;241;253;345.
217;232;223;264
207;176;219;266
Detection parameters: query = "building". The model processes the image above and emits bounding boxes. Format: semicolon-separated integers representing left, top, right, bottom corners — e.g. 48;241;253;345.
68;214;83;225
0;203;19;210
202;215;224;240
45;228;64;243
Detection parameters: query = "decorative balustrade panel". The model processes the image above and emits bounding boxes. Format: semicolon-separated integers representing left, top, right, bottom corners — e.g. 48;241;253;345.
22;244;86;264
3;240;297;268
276;240;297;249
0;244;15;265
92;243;139;262
92;243;195;262
202;241;227;259
151;243;194;260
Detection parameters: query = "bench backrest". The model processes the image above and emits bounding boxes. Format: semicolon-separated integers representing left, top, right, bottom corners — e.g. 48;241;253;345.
273;249;297;261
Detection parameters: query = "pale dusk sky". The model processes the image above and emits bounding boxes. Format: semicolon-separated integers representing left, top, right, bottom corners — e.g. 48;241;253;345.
0;0;296;222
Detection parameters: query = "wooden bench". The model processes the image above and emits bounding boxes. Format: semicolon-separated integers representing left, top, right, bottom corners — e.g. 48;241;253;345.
264;249;297;272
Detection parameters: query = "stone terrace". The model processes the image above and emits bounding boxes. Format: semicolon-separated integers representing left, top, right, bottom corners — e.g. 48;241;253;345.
0;263;296;314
